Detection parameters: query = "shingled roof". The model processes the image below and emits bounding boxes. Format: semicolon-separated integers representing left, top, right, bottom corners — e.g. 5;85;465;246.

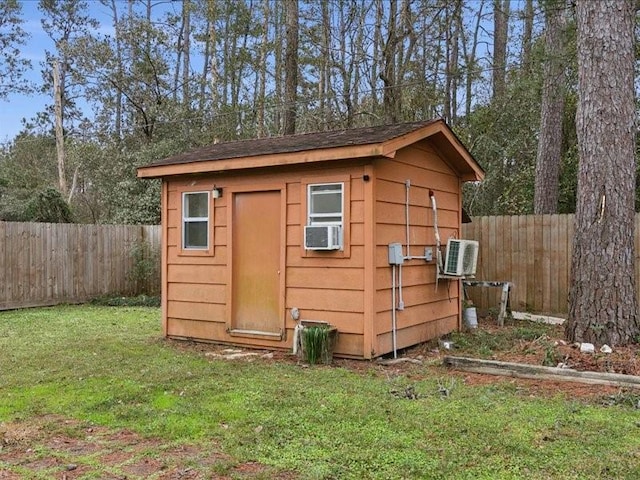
138;119;484;181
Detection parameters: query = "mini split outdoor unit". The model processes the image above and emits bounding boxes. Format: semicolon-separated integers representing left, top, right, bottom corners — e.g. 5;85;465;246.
304;225;343;250
443;239;479;277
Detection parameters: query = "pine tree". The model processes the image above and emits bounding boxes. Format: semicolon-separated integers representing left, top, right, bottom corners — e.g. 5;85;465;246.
566;0;639;345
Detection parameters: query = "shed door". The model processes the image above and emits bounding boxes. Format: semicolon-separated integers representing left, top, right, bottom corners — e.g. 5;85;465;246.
230;190;282;336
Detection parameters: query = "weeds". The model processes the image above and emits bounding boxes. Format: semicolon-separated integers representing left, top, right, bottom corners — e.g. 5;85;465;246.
542;343;560;367
446;319;558;359
448;328;510;356
389;384;420;400
90;294;160;307
600;390;640;408
301;325;334;364
436;377;457;398
128;239;160;296
513;325;551;341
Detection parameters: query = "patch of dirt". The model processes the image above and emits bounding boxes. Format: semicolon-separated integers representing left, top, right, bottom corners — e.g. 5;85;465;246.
400;317;640;399
461;320;640;376
0;422;42;446
0;416;297;480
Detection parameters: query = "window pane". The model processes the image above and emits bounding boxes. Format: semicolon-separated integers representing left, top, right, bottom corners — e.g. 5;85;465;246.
312;184;341;193
184;221;208;248
186;192;208;218
309;216;342;224
311;192;341;214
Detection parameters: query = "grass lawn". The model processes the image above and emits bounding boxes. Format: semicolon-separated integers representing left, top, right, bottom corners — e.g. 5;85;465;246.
1;305;640;479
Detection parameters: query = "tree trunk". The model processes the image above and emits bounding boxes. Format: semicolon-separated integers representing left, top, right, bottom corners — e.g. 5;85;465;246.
450;2;461;125
53;59;67;196
232;4;250;120
256;0;269;138
172;16;183;103
199;16;210;113
109;0;123;139
221;5;230;107
208;0;220;110
566;0;638;346
182;0;191;108
521;0;534;73
320;0;332;123
464;0;484;119
370;0;383;110
337;1;354;127
381;0;398;123
283;0;298;135
351;1;365;124
445;1;462;124
492;0;509;100
273;1;283;131
533;0;567;214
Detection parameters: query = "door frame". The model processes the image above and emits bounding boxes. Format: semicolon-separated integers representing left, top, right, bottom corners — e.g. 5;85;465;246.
225;183;287;340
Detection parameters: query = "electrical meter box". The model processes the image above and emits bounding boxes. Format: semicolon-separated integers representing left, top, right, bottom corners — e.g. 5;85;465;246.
388;243;404;265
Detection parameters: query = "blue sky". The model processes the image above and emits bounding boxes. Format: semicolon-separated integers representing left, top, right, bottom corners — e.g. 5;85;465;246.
0;0;195;143
0;1;52;142
0;1;141;143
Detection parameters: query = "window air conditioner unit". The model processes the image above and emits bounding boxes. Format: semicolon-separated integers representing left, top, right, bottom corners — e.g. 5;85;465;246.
304;225;342;250
443;239;479;277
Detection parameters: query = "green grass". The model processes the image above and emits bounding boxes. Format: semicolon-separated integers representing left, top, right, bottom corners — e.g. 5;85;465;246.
1;306;640;479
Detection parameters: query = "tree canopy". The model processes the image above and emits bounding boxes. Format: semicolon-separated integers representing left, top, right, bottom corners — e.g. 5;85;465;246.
0;0;637;224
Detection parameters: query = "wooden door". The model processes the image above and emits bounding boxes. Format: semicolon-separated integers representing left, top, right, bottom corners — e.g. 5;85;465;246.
231;190;282;335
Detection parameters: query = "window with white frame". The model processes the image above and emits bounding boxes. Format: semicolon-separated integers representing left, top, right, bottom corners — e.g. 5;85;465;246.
308;183;344;226
182;191;209;249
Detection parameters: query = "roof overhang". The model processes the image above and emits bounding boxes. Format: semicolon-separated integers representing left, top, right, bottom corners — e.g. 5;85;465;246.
137;143;393;179
137;119;484;182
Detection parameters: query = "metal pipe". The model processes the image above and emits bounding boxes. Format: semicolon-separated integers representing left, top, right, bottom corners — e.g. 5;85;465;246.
398;263;405;311
391;264;398;359
405;179;411;259
430;191;440;249
430;191;443;289
402;180;431;261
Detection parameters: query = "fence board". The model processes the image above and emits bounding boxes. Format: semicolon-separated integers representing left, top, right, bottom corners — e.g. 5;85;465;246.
0;222;160;310
559;215;569;313
541;215;550;313
503;217;512;307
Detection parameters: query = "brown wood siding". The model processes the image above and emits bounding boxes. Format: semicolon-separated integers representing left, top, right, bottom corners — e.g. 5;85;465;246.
286;171;366;355
376;316;458;354
373;142;462;356
164;165;368;357
161;182;169;335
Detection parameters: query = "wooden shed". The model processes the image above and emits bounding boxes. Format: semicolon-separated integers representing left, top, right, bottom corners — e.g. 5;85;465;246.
137;119;484;359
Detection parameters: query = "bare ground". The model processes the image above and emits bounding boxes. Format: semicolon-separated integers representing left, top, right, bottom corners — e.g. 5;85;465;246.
0;415;297;479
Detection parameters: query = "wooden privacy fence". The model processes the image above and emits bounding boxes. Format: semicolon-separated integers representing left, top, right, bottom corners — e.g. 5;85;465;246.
462;214;640;316
462;215;574;315
7;216;638;316
0;222;160;310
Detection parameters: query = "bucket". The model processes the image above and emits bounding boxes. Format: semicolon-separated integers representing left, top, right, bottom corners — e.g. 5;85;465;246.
463;307;478;329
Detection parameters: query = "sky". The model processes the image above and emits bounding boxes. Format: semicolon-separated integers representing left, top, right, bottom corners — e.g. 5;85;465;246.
0;1;177;143
1;1;52;142
0;1;117;142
